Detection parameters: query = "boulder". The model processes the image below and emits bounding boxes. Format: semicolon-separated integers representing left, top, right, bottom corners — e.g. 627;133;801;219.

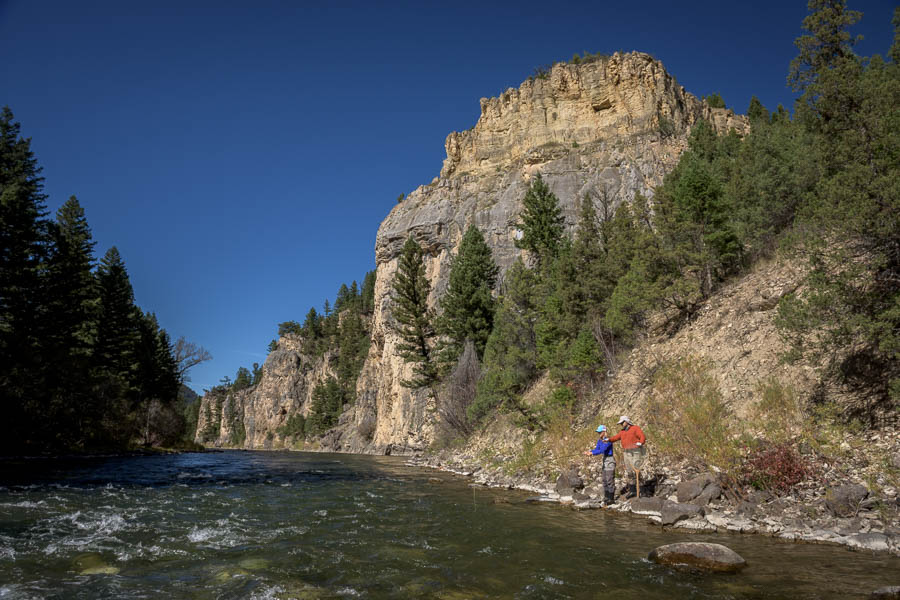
661;500;704;526
676;474;715;503
694;483;722;507
630;496;665;516
825;484;869;518
871;586;900;599
648;542;747;573
555;468;584;495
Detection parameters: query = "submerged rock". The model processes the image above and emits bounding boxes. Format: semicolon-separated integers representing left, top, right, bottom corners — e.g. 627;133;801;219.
73;553;120;576
648;542;747;573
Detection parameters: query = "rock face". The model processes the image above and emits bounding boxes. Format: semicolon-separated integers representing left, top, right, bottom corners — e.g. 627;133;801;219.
196;52;747;452
194;334;371;450
343;52;746;452
648;542;747;572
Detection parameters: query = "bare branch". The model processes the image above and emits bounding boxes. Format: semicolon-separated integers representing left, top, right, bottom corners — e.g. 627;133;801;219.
173;336;212;382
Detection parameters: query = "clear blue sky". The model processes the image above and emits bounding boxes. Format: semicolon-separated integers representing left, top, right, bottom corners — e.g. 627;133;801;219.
1;0;895;393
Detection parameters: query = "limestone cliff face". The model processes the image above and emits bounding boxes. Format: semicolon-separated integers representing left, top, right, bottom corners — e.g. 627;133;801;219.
343;52;748;454
196;51;748;453
194;334;339;449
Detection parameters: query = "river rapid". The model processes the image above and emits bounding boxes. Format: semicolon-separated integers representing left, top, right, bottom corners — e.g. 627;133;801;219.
0;450;897;599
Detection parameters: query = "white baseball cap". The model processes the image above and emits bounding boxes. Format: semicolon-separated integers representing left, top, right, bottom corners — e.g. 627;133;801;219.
617;415;631;425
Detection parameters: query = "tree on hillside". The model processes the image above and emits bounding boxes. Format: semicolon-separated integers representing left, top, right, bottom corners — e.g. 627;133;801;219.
515;174;565;265
437;225;498;366
232;366;253;391
390;237;438;389
778;2;900;406
473;259;540;422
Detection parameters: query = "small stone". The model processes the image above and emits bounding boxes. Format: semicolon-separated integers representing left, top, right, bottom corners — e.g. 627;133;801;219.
648;542;747;573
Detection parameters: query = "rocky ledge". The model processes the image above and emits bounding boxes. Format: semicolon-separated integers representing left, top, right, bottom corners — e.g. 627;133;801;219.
406;443;900;557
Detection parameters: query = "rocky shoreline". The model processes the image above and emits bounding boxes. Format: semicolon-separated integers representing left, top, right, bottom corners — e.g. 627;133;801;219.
406;448;900;557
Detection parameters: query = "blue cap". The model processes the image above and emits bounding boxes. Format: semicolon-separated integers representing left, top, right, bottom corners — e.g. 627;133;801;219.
596;425;606;433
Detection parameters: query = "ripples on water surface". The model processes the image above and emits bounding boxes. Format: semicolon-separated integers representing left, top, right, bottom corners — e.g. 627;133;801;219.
1;450;897;599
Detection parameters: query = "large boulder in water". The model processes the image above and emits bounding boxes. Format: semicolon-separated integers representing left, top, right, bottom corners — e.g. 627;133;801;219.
648;542;747;573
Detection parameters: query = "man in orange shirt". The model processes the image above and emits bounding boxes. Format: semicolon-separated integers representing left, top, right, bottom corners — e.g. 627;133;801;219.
607;416;647;498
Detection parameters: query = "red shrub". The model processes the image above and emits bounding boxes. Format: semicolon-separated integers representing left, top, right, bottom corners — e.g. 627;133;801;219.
741;443;817;494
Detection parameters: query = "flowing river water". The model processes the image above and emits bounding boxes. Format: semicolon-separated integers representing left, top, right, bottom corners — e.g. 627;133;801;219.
1;450;897;599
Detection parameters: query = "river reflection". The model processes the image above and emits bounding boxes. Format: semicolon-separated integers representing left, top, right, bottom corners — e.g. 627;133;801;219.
0;450;897;599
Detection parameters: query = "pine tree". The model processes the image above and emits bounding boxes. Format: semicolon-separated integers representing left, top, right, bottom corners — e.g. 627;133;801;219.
778;2;900;404
437;225;498;365
361;270;376;314
473;260;539;422
44;196;100;445
390;237;437;388
0;107;51;449
251;362;263;385
95;246;141;429
515;173;565;265
306;377;344;435
233;366;252;391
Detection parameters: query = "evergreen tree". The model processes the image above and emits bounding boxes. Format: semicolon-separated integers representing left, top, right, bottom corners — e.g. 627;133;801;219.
437;225;498;365
515;174;565;265
95;246;141;435
251;362;263;385
44;196;100;444
233;366;252;391
473;260;540;422
306;377;344;435
390;237;437;388
361;269;376;314
336;309;368;395
778;1;900;404
0;107;51;449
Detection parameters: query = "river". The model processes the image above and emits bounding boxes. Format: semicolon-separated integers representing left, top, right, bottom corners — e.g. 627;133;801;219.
0;450;897;599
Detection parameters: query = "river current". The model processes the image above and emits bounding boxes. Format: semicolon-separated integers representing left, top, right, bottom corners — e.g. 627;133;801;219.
0;450;897;599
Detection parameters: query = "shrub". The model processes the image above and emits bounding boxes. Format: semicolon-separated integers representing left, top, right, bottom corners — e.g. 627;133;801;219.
645;356;743;491
741;442;816;493
278;320;302;337
277;412;306;439
659;116;676;138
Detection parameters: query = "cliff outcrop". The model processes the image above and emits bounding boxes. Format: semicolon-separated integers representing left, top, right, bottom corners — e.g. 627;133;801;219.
195;334;338;449
196;51;748;453
347;52;746;453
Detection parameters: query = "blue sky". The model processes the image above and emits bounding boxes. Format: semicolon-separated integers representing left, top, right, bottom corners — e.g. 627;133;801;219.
1;0;895;393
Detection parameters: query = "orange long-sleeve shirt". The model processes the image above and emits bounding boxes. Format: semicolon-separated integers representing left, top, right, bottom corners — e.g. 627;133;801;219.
608;425;646;449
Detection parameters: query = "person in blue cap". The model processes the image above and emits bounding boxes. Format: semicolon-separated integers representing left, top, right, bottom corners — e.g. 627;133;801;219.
583;425;616;506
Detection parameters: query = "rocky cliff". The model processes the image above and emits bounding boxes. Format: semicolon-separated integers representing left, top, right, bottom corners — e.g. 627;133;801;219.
196;51;748;453
195;334;341;449
347;52;746;453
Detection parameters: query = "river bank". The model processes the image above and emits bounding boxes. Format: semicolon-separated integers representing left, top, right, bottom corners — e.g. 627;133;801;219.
407;428;900;558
